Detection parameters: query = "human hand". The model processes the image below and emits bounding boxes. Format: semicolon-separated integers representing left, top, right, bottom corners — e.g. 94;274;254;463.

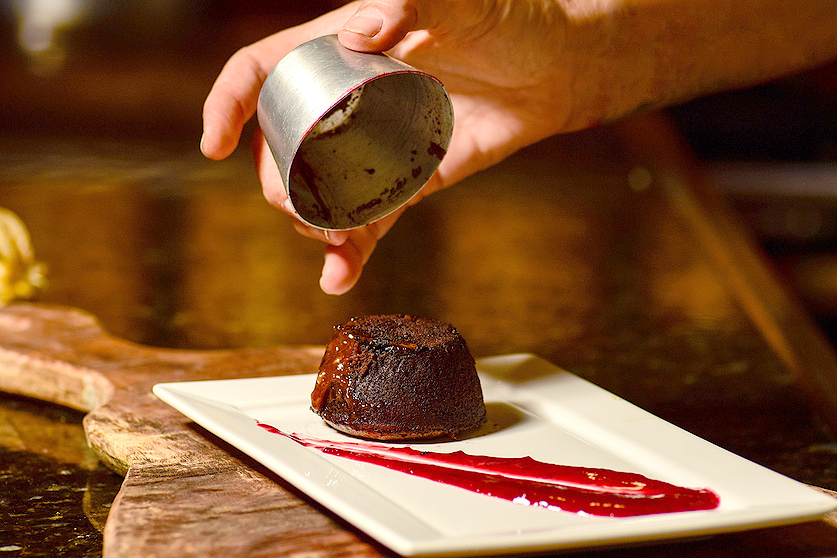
201;0;571;294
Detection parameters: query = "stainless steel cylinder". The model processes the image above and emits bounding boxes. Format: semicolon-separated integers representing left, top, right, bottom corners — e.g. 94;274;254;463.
257;35;454;230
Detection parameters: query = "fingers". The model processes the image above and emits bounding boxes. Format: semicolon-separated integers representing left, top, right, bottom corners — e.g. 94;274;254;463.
254;129;352;247
338;0;433;52
321;243;363;295
202;4;360;160
252;128;286;210
319;209;404;294
204;0;452;295
201;47;273;160
319;234;374;295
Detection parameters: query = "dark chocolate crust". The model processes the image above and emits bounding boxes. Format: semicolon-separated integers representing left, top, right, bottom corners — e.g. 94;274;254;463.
311;315;486;440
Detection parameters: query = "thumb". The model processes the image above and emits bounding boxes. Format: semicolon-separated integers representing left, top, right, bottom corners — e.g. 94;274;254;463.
338;0;422;52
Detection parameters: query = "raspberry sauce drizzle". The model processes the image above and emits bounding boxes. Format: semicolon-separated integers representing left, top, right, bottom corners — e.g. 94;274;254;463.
257;422;719;518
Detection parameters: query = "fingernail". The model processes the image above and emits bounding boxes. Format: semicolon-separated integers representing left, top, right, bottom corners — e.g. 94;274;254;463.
343;13;383;38
283;198;296;214
323;229;349;245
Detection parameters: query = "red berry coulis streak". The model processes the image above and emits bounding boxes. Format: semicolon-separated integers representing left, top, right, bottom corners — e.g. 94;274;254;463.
257;422;719;517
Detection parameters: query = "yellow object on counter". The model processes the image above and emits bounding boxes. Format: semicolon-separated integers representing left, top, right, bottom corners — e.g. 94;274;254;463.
0;208;47;306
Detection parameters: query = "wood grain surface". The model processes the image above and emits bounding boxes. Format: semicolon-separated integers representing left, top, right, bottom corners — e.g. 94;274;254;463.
0;302;392;557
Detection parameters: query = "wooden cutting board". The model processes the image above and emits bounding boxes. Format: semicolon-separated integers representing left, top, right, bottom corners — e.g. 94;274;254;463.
2;302;837;558
0;302;390;557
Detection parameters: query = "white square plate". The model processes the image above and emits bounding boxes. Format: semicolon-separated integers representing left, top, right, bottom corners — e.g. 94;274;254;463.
153;354;836;556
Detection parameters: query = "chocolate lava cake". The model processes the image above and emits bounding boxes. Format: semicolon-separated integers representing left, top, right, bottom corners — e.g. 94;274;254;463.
311;315;486;440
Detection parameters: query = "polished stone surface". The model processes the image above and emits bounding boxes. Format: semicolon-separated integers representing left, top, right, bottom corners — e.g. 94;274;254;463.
0;395;118;557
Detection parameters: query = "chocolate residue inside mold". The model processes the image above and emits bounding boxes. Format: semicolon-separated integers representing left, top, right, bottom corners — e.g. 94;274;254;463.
354;197;383;214
392;177;408;197
427;142;446;160
308;88;362;140
291;157;332;224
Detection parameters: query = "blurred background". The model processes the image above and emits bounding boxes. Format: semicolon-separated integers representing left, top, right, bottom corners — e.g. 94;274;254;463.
672;64;837;345
0;0;343;139
0;0;836;344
